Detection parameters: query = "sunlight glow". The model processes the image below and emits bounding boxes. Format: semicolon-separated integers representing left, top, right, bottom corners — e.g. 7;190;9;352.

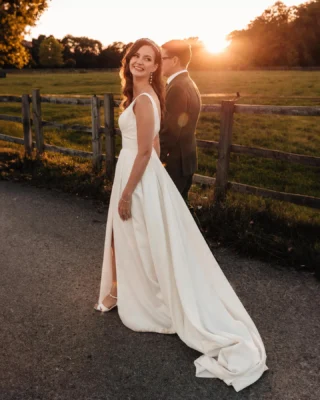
25;0;304;50
203;38;230;54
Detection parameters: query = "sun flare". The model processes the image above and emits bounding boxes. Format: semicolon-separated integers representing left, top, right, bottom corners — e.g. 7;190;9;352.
203;38;230;54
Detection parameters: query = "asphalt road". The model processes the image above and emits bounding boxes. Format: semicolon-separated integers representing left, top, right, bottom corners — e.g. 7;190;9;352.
0;181;319;400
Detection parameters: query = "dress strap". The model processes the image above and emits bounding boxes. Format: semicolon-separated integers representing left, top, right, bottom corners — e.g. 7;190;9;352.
132;92;154;105
132;93;160;124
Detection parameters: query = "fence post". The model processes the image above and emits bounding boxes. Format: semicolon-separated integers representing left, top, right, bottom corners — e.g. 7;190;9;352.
91;95;102;172
32;89;44;155
104;93;115;179
214;100;235;204
21;94;32;156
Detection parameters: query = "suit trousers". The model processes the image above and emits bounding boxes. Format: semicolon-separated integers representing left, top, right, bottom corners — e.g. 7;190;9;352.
172;174;193;202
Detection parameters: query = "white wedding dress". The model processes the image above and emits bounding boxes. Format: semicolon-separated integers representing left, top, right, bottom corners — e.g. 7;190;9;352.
98;92;268;392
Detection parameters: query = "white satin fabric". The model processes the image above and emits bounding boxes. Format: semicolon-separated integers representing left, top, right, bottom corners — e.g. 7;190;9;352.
98;92;268;391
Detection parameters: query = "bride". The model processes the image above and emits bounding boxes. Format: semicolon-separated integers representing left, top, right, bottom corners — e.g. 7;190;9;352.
94;37;268;392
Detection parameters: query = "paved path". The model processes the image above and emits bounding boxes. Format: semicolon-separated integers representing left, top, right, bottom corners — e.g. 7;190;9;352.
0;181;319;400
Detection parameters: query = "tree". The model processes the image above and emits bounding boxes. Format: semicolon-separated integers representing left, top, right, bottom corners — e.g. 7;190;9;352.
291;0;320;66
30;34;47;66
225;1;320;68
64;58;76;68
0;0;49;68
226;30;254;69
61;35;103;68
39;36;64;67
226;1;299;67
98;41;128;68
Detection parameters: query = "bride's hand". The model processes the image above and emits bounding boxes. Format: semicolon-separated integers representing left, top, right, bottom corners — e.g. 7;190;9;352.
118;195;132;221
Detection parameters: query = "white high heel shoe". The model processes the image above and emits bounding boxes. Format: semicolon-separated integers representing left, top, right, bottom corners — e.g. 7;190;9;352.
94;294;117;312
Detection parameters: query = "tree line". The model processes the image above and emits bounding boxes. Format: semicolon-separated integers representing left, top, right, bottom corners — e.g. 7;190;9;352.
226;0;320;68
25;35;131;69
0;1;319;70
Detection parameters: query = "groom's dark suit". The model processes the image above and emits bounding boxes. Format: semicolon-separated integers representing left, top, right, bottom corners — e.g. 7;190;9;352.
160;71;201;200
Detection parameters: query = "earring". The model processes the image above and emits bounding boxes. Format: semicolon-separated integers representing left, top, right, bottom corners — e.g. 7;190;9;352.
149;72;153;85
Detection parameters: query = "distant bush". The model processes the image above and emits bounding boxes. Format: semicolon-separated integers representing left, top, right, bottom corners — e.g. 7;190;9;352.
65;58;76;68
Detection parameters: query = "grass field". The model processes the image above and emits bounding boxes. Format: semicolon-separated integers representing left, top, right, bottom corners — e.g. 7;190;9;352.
1;70;319;195
1;70;319;269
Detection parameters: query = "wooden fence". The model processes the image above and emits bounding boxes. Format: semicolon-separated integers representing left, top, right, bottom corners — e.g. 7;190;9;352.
0;90;320;209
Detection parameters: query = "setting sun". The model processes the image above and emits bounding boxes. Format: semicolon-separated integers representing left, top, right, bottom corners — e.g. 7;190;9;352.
203;38;230;54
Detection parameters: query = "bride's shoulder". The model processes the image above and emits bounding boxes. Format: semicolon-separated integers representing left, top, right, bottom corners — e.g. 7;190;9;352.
134;92;157;106
133;93;154;114
137;91;156;100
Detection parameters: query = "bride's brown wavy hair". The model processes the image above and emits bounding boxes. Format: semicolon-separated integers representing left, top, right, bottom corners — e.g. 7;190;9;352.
120;38;165;120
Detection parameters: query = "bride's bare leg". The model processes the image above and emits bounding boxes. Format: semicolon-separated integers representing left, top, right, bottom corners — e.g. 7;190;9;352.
102;232;117;307
95;232;118;310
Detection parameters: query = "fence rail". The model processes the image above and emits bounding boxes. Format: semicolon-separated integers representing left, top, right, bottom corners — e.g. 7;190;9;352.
235;104;320;116
0;91;320;209
0;114;22;123
202;93;320;101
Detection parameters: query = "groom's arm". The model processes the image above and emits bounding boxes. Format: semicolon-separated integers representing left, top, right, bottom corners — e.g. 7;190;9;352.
160;84;188;163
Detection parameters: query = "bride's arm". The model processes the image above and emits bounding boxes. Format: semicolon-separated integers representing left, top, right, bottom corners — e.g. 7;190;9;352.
153;135;160;158
121;96;155;202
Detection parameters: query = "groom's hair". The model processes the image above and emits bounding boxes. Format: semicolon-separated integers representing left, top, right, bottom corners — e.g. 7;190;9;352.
161;40;192;68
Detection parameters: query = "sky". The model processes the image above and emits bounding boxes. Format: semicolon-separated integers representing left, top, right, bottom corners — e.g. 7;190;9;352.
26;0;305;53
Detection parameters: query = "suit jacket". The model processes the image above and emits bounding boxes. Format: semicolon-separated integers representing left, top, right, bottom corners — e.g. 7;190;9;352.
160;71;201;179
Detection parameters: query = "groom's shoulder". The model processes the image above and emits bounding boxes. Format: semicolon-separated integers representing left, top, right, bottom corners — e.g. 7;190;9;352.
167;78;187;95
169;74;190;91
168;73;200;97
186;74;199;89
179;73;199;91
179;75;200;99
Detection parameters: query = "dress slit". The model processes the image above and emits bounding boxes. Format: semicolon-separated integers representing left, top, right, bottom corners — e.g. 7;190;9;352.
98;203;115;304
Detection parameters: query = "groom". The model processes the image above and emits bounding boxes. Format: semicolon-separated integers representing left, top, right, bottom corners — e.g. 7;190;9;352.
160;40;201;202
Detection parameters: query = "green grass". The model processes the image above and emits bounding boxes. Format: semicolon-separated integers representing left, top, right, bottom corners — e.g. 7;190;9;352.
1;70;319;272
0;71;121;96
1;70;319;198
2;70;320;98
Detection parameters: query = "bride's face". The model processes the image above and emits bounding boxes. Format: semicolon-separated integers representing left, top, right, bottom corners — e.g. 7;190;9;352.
129;45;158;80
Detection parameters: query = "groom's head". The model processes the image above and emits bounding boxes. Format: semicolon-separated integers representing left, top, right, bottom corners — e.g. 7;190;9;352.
161;40;191;78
